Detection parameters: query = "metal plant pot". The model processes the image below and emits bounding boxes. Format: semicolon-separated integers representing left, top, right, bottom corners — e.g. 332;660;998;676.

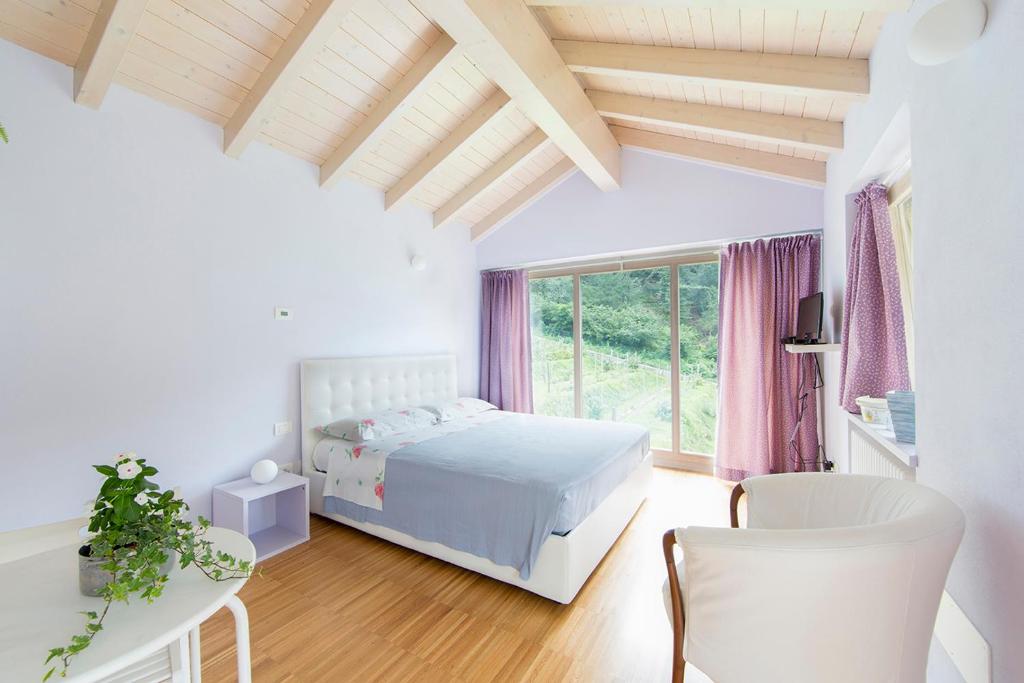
78;545;176;597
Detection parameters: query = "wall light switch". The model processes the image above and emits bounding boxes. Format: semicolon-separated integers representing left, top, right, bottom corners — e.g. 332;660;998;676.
274;307;292;320
274;421;293;436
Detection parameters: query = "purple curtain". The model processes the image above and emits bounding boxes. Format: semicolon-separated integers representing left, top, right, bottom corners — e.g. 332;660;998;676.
480;269;534;413
838;183;910;412
716;236;821;481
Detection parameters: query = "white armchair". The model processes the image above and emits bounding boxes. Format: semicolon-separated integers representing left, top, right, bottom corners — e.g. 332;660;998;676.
663;473;964;683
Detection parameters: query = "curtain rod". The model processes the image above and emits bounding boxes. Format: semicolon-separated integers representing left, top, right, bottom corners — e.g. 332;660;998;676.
880;156;912;188
481;228;823;273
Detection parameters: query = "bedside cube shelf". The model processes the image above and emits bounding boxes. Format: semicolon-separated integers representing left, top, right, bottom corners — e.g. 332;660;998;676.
213;471;310;562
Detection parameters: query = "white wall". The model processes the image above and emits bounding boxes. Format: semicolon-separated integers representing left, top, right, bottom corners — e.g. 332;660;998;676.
476;147;823;269
820;1;1024;680
0;41;480;531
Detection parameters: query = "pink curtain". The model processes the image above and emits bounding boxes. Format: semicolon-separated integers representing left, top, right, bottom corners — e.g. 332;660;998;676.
716;236;821;481
480;269;534;413
838;183;910;412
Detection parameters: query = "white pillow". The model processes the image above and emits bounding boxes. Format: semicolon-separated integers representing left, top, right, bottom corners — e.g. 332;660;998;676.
319;407;438;442
422;397;498;422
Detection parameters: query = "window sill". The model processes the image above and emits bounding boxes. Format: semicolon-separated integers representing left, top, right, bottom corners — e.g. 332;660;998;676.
846;413;917;468
653;449;713;474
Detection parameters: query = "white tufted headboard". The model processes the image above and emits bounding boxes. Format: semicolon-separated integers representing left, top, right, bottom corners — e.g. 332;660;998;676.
299;355;458;475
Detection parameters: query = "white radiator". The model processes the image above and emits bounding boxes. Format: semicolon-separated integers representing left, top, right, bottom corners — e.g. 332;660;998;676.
849;424;916;481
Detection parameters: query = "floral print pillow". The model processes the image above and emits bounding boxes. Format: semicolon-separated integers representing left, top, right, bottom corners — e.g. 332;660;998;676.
422;397;498;422
319;407;438;442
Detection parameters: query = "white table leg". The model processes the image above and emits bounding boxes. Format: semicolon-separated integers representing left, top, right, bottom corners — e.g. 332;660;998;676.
225;595;251;683
170;634;190;683
189;626;201;683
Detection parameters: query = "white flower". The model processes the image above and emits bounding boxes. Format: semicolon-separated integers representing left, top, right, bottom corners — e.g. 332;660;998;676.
134;492;149;506
117;460;141;479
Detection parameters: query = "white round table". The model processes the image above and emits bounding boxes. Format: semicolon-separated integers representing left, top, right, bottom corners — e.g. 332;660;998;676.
0;526;255;682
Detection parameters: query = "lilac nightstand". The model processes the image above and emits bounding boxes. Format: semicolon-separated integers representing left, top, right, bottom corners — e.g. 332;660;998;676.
212;471;310;562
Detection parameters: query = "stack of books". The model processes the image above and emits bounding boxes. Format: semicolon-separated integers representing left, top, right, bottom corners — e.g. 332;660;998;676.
886;391;916;444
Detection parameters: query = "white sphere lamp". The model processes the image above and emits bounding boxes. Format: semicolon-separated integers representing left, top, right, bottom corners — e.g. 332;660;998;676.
907;0;987;66
410;254;427;272
250;459;279;484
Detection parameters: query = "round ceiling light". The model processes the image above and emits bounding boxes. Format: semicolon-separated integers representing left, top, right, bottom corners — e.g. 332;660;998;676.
908;0;987;66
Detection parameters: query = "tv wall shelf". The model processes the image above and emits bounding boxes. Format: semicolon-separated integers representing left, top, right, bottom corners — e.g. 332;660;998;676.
785;343;841;354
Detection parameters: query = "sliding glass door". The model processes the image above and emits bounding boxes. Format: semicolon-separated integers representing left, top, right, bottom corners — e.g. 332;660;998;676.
529;275;575;418
677;262;719;455
581;268;672;450
529;256;720;462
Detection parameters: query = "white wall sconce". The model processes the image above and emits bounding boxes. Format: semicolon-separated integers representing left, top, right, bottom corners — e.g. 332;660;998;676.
908;0;987;66
410;254;427;272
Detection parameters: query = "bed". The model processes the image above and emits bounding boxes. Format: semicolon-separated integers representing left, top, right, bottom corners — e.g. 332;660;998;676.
300;354;652;604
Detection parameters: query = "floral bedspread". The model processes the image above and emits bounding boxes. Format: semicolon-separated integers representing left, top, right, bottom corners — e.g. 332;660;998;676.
320;411;507;511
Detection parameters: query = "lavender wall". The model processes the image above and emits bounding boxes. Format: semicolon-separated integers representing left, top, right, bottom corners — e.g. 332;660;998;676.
476;147;823;269
820;1;1024;679
0;41;480;530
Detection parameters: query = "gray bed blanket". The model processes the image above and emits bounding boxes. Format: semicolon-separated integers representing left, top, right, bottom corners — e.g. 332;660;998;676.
322;412;649;579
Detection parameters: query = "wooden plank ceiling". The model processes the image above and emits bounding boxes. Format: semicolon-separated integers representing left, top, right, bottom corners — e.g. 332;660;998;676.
0;0;900;241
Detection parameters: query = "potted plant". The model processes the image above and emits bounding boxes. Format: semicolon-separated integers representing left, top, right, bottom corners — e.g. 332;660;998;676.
44;453;253;681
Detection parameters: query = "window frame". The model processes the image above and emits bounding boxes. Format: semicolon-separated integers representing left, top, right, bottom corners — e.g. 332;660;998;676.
888;170;914;385
528;251;720;472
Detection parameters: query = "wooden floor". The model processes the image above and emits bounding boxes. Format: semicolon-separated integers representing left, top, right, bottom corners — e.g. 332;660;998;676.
200;468;731;682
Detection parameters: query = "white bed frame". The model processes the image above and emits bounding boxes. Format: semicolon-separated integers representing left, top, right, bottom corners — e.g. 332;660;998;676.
300;354;651;604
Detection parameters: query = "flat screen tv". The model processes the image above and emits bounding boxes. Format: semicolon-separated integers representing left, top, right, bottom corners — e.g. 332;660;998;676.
794;292;823;343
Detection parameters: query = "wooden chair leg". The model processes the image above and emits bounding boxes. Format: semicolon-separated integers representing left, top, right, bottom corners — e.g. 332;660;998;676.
662;530;686;683
662;489;742;682
730;483;745;529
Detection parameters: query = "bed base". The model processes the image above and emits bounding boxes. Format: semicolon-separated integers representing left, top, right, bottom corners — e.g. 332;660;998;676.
307;451;652;604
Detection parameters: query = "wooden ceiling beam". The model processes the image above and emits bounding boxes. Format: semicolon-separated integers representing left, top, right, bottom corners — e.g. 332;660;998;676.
73;0;149;109
589;90;843;154
385;91;513;211
471;157;577;242
434;129;548;229
224;0;356;158
417;0;620;192
320;34;461;189
611;125;825;187
555;40;869;100
527;0;909;9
